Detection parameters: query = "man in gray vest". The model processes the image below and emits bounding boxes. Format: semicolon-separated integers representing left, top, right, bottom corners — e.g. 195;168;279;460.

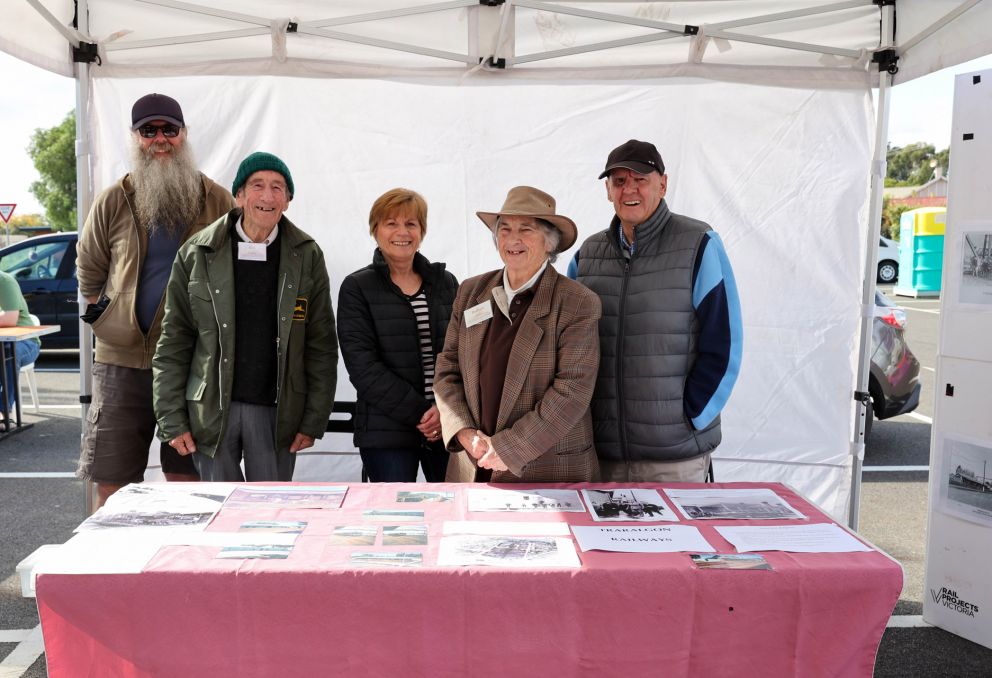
569;139;743;482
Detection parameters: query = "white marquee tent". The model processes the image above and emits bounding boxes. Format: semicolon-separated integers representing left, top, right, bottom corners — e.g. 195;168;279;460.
3;0;991;522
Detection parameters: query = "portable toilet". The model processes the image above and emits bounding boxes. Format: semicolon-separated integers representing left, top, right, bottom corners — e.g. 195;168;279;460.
893;206;946;297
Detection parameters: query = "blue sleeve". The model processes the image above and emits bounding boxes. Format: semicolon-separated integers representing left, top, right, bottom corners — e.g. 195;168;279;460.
566;252;579;280
684;231;743;429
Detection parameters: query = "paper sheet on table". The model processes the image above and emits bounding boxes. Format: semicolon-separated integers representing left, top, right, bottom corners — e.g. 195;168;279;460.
715;523;873;553
75;483;235;532
443;521;571;536
582;488;679;522
437;536;581;567
34;532;299;575
571;525;715;553
664;488;805;520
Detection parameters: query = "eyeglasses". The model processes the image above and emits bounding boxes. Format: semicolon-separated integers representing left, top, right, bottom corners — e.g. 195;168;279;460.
137;124;181;139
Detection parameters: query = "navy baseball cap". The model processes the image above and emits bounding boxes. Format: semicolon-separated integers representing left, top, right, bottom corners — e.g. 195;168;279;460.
598;139;665;179
131;93;185;129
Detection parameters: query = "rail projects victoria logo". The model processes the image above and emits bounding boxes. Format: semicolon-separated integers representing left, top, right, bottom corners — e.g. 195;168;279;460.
930;586;980;618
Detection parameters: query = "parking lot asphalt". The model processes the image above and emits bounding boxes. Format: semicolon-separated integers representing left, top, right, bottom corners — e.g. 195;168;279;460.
2;288;992;675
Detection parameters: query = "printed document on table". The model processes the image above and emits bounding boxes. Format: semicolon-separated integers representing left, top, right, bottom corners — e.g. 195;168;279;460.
664;488;805;520
443;521;571;536
467;489;585;513
715;523;873;553
571;525;715;553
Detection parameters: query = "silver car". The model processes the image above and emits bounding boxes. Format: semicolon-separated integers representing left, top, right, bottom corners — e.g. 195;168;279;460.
867;290;921;435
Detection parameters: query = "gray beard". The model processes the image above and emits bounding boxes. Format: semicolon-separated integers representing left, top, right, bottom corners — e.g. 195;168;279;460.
129;137;203;237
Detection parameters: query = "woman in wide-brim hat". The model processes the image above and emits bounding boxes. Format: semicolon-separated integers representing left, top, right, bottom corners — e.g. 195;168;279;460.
433;186;602;483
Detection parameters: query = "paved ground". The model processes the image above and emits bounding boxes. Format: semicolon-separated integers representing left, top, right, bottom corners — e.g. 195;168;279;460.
2;287;992;675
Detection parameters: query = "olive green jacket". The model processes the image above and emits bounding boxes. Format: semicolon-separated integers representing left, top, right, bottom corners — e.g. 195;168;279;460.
152;209;338;458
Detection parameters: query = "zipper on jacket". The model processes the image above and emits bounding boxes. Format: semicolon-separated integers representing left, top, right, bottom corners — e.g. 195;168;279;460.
207;270;225;412
275;272;287;404
616;257;632;464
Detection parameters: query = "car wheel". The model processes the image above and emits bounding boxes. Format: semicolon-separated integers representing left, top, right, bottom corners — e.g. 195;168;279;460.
877;260;898;284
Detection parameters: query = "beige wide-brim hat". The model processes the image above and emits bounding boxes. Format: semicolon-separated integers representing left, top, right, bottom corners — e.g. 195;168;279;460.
476;186;577;252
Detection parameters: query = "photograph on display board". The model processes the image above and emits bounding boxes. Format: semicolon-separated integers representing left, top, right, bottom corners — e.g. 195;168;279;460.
664;488;805;520
581;489;679;522
382;524;429;546
329;525;378;545
937;435;992;527
960;231;992;305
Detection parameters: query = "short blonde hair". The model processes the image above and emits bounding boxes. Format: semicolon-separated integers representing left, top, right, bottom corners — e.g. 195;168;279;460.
369;188;428;237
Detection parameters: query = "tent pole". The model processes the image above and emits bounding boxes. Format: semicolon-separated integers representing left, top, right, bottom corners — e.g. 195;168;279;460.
849;3;895;529
73;0;97;515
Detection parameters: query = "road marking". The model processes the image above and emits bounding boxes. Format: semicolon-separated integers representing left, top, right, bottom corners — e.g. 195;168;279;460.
864;466;929;473
921;366;935;372
902;307;940;315
0;624;44;677
31;404;81;410
905;412;933;424
887;615;931;628
0;472;77;479
0;631;31;643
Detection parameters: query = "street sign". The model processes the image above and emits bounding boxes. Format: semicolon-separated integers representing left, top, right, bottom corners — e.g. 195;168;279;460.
0;204;15;223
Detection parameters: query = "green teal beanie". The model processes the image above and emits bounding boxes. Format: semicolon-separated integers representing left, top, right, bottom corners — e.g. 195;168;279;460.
232;152;295;199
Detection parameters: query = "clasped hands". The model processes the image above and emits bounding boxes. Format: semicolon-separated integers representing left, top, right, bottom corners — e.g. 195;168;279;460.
416;405;442;443
455;428;508;472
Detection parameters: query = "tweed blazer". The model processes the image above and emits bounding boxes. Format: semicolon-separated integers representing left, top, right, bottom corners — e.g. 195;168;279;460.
434;264;602;483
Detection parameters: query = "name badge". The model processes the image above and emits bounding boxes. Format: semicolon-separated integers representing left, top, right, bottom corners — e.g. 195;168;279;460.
464;300;493;328
238;242;267;261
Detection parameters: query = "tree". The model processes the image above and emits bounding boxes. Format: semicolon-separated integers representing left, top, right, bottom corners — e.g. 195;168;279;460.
881;196;913;240
884;143;949;187
27;111;77;232
7;213;47;232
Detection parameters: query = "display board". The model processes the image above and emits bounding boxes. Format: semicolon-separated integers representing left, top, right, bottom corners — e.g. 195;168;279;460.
923;67;992;648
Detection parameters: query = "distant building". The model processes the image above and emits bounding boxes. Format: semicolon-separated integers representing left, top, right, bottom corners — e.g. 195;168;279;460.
884;167;948;208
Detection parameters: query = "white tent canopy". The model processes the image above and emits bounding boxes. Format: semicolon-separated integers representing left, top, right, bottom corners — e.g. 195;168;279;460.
3;1;990;521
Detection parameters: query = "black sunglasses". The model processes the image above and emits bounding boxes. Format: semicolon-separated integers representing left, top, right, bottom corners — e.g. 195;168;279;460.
137;123;181;139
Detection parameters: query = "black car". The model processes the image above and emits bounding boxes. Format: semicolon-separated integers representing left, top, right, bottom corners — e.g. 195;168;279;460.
0;232;79;349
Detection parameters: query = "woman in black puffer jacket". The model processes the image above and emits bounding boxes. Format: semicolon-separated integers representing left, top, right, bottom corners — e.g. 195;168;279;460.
337;188;458;482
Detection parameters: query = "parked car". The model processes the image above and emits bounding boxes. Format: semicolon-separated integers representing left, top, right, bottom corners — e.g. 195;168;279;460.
0;232;79;349
877;236;899;284
867;289;921;436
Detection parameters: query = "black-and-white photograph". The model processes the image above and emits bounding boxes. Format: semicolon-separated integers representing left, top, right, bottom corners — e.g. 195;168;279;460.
76;510;215;531
582;489;679;522
665;488;806;520
437;536;580;567
940;436;992;527
960;231;992;305
467;489;585;513
223;486;347;510
396;491;453;503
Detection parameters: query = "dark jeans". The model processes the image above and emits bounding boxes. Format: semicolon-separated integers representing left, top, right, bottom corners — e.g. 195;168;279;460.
360;443;449;482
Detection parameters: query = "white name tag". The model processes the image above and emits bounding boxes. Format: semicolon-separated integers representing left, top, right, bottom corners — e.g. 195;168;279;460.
464;301;493;328
238;242;267;261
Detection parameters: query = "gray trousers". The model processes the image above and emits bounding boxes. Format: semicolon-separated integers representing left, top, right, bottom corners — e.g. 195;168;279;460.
193;401;295;482
599;453;711;483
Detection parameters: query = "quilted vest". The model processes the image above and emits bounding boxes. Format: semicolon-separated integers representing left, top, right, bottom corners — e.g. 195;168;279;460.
576;200;722;463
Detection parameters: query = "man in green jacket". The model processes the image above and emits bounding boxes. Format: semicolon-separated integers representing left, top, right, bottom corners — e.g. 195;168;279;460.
152;152;337;481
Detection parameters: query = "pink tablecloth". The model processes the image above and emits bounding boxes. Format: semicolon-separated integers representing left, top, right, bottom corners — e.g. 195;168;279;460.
36;482;902;678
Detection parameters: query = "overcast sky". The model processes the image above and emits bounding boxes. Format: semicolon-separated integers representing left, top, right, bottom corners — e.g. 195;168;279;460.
2;51;992;218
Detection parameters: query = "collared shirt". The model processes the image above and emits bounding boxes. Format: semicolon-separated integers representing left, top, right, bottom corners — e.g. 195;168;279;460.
236;216;279;245
618;223;635;259
492;260;548;321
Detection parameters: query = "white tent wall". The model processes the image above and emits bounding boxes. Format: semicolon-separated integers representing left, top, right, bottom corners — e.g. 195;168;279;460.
89;75;873;517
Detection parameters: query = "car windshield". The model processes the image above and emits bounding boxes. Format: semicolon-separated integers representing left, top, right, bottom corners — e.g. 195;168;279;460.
0;241;67;280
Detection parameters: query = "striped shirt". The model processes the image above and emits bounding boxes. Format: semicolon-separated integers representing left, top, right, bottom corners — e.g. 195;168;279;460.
408;290;435;401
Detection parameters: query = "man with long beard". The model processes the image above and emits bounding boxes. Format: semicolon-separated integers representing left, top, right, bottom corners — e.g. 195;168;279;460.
76;93;235;509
